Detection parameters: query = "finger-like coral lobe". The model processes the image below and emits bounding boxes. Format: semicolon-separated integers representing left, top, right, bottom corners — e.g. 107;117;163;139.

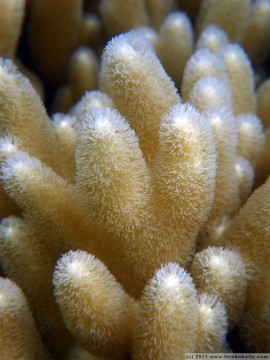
0;59;60;171
196;25;229;53
198;107;239;247
0;216;71;358
221;44;256;115
53;250;136;359
133;263;199;360
222;177;270;273
76;107;151;233
197;0;251;42
100;33;180;164
188;76;232;113
0;151;105;265
0;277;51;359
28;0;84;84
236;113;265;168
191;247;247;328
0;0;25;58
152;103;216;260
157;11;194;86
76;107;152;294
196;294;228;352
182;48;228;101
71;90;113;124
242;0;270;66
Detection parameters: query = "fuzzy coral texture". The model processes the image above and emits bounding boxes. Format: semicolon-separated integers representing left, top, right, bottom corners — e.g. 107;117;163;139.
0;0;270;359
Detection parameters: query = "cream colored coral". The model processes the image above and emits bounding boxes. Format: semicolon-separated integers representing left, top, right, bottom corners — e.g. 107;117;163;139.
242;0;270;66
69;346;105;360
235;156;254;205
0;0;26;58
75;101;216;296
236;113;265;168
0;216;71;359
0;59;61;173
221;44;256;115
152;103;216;259
188;76;232;113
0;151;107;267
0;136;20;217
53;250;136;359
196;25;229;53
239;275;270;352
191;247;247;328
52;114;78;181
256;78;270;128
100;33;180;165
196;294;228;352
68;47;98;102
255;128;270;186
196;0;251;42
157;11;194;86
100;0;148;36
133;263;199;359
70;91;113;124
145;0;177;29
79;14;102;49
28;0;84;84
0;277;51;359
52;47;98;113
0;1;269;356
182;48;228;101
198;107;239;248
222;177;270;273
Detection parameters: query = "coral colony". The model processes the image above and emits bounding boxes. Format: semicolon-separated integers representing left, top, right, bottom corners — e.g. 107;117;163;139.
1;0;270;359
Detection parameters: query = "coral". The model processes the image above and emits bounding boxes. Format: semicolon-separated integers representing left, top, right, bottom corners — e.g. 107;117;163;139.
52;47;98;113
257;78;270;128
191;247;247;328
1;0;270;358
156;11;194;86
196;25;229;54
53;250;136;358
100;0;149;37
198;107;239;248
196;294;228;352
220;44;256;115
196;0;251;42
242;0;270;66
0;0;26;58
132;264;199;359
0;277;51;359
236;113;265;169
28;0;84;84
